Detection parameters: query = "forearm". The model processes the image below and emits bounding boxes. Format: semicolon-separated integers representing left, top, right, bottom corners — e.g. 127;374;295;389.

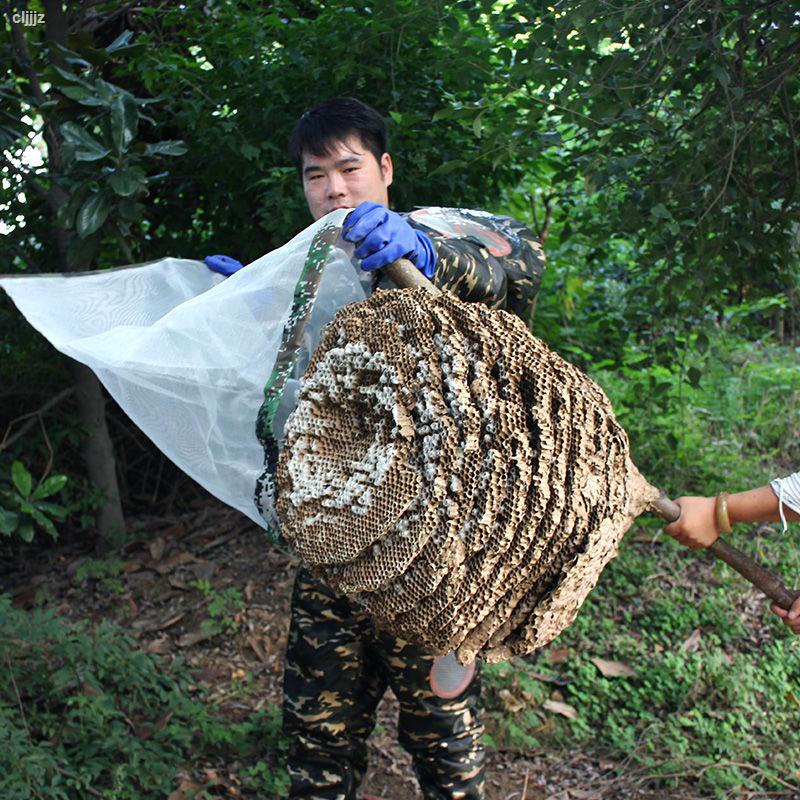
728;485;800;524
665;477;800;549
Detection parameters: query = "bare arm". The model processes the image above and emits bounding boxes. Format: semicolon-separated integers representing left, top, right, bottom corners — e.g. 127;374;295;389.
665;485;800;550
664;482;800;633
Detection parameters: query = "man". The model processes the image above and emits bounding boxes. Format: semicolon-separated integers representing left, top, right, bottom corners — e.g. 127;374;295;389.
282;97;545;800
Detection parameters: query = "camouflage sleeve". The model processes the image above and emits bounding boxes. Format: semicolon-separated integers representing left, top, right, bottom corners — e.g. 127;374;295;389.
403;208;546;320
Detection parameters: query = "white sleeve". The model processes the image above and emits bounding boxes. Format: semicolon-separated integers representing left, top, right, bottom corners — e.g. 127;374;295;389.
770;472;800;529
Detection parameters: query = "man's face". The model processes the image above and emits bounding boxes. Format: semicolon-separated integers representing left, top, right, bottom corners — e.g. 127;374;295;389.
301;134;393;221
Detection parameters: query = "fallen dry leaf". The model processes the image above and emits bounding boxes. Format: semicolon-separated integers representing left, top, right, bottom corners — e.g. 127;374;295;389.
149;536;167;562
151;551;196;575
498;688;526;714
160;611;187;630
145;637;172;655
547;647;570;664
186;559;217;580
160;522;187;540
131;611;186;633
167;779;206;800
680;628;702;652
245;634;269;663
542;699;578;719
154;709;175;731
529;671;569;686
177;629;217;648
589;657;636;678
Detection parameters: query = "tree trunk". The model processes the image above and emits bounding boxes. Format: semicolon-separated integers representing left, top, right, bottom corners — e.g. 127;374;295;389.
12;2;128;548
69;360;126;550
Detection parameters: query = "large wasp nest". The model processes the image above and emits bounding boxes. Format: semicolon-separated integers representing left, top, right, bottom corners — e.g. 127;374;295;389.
276;288;659;664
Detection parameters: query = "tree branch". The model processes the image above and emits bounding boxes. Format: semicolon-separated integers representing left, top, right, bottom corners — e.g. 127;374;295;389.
1;387;75;452
8;19;47;106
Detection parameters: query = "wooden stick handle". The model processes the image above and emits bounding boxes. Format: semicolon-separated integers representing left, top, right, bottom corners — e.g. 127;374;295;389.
383;258;442;296
650;492;800;610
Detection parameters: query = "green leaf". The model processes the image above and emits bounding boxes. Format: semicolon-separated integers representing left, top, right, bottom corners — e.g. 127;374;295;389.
432;107;456;121
687;366;702;389
18;522;34;543
144;140;187;157
429;159;465;176
31;474;68;501
108;169;145;196
118;197;146;221
538;131;563;147
60;85;96;104
0;508;19;535
56;186;90;230
60;121;107;153
76;191;111;238
239;142;260;161
11;461;32;498
75;147;111;163
52;65;94;89
650;203;671;219
106;30;135;54
18;499;35;515
35;501;68;520
110;91;139;152
94;79;118;108
695;331;709;354
712;66;730;89
29;508;57;538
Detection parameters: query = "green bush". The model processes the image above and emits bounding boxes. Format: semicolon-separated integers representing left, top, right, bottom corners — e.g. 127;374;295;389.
0;460;68;543
591;328;800;495
0;595;289;799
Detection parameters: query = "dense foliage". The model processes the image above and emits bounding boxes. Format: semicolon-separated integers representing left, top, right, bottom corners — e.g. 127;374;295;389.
0;594;289;799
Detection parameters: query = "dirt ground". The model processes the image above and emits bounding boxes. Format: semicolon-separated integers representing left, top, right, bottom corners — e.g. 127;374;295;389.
3;498;778;800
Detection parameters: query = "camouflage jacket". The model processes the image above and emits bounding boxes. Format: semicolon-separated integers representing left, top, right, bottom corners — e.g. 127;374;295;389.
402;207;545;320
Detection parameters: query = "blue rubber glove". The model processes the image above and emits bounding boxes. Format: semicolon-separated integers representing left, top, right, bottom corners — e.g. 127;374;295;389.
204;254;244;277
342;202;436;278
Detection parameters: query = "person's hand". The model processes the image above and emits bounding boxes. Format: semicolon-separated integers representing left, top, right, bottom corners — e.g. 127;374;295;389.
771;596;800;634
205;254;244;277
342;201;436;278
664;496;720;549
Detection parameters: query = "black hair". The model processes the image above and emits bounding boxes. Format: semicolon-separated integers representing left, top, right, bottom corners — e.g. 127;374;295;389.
288;97;388;173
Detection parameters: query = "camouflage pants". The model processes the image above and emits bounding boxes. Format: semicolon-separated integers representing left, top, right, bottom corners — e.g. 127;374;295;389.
282;567;485;800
